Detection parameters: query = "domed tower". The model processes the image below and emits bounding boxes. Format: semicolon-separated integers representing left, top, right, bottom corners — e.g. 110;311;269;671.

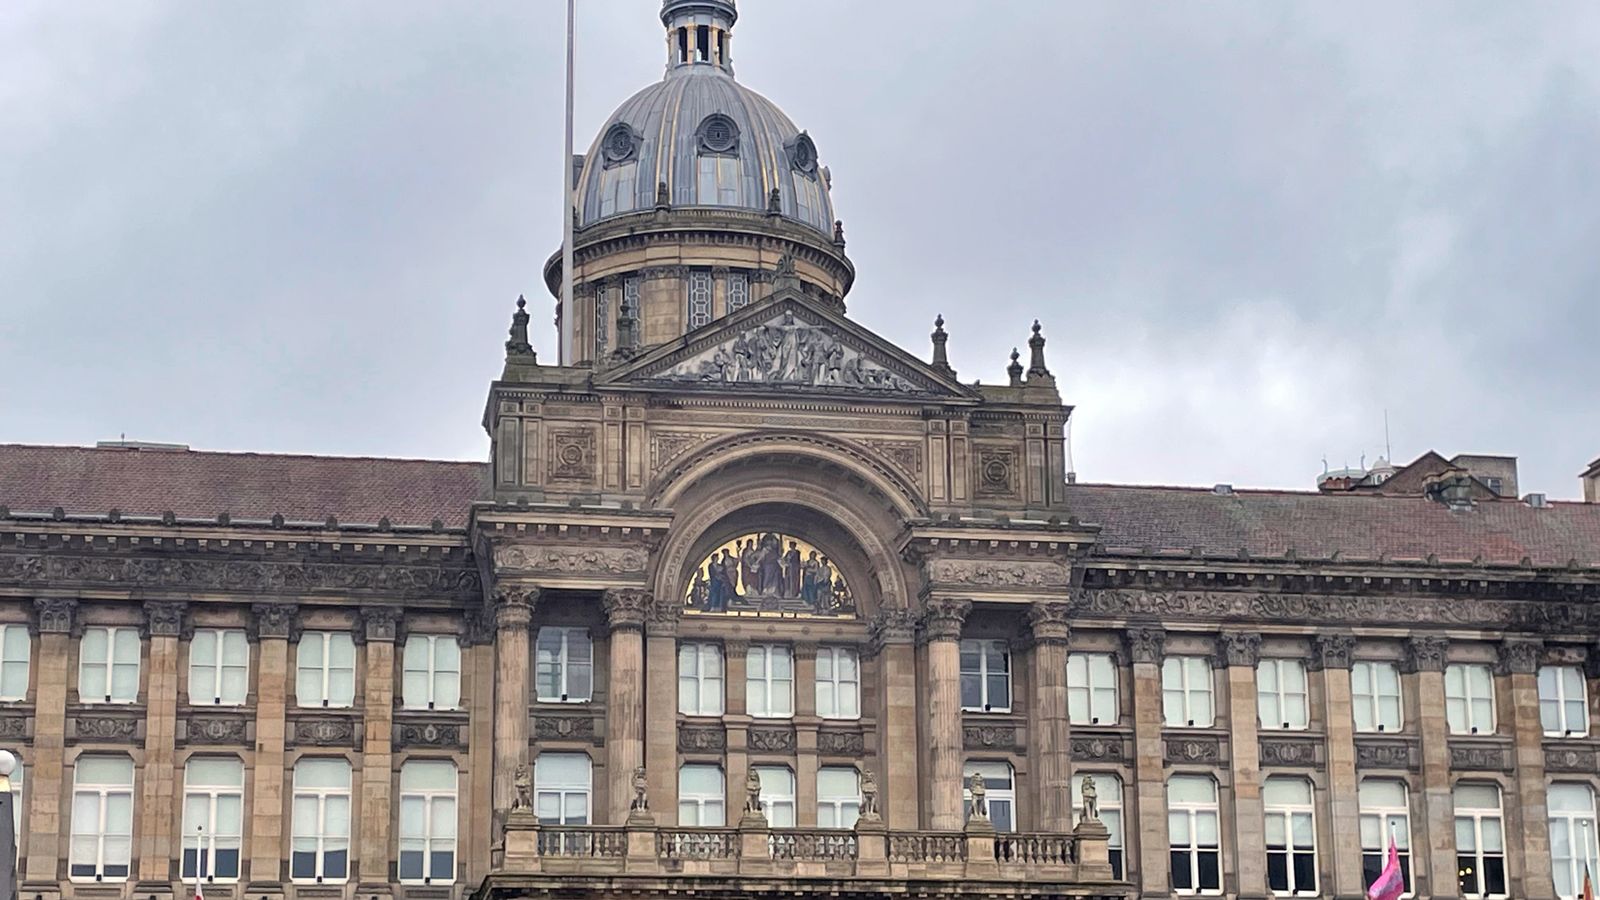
544;0;853;367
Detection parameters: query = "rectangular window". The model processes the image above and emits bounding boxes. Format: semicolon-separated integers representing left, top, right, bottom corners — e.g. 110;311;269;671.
815;647;860;719
677;764;725;826
727;272;750;312
1445;663;1496;735
534;753;592;826
398;760;457;885
295;632;355;708
1550;783;1599;899
188;629;249;707
754;766;796;827
817;767;860;829
747;645;794;719
0;624;30;700
1162;656;1215;728
963;761;1015;832
68;756;135;881
535;627;593;703
402;635;461;710
1073;774;1123;879
1257;659;1309;731
182;758;245;882
1359;779;1412;896
290;759;351;883
959;639;1011;712
1264;776;1317;896
678;642;725;716
79;626;140;704
687;270;713;330
1454;783;1506;898
1067;652;1118;725
594;283;611;357
1352;661;1403;732
622;277;641;350
1168;774;1222;895
1539;665;1589;737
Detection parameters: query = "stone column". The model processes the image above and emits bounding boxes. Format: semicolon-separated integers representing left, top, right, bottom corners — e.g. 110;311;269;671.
247;603;298;894
1127;626;1170;899
136;601;186;894
868;610;920;829
602;589;649;825
1026;602;1072;832
23;598;75;893
459;608;497;887
724;638;751;827
1222;632;1266;899
1502;638;1556;899
1405;635;1456;899
356;607;400;893
920;598;971;831
493;588;537;825
794;643;820;828
644;596;683;819
1311;633;1362;900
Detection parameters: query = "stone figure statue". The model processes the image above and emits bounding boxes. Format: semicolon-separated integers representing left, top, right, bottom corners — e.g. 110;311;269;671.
860;768;879;819
745;769;764;815
513;764;533;811
1081;775;1099;821
631;766;650;812
968;772;988;820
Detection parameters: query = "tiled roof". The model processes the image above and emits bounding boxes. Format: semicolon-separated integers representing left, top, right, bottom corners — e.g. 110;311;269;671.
0;444;487;529
1062;483;1600;568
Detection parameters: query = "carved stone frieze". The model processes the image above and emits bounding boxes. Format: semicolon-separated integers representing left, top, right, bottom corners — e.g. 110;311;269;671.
141;601;187;639
1310;634;1356;671
75;717;139;741
1403;636;1449;673
817;730;865;757
1164;737;1222;765
678;726;727;753
1259;738;1323;768
1354;739;1419;771
394;722;465;750
186;715;249;745
1220;632;1261;668
1027;602;1071;645
548;428;597;482
1449;743;1512;772
965;724;1020;751
1125;627;1166;665
1071;735;1127;763
748;727;796;753
494;545;648;575
918;598;971;644
32;597;77;635
1;553;478;600
534;714;596;743
1077;588;1600;632
292;717;357;747
1546;746;1599;773
928;558;1070;589
603;589;651;632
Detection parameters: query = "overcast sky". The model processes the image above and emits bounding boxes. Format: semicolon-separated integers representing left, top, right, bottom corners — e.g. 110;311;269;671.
4;1;1599;497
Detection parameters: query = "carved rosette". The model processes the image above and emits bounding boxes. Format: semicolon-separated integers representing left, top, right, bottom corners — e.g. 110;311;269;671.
603;589;651;634
1026;602;1071;646
1497;638;1542;675
32;597;78;636
867;608;916;657
1124;626;1166;665
1402;635;1449;673
357;606;401;644
647;594;684;638
1220;632;1261;668
141;601;187;639
1309;633;1356;671
249;603;300;641
917;598;972;644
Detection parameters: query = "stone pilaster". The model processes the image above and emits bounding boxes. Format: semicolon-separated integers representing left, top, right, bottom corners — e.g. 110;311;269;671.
1126;625;1168;899
137;601;186;892
644;595;683;819
793;643;820;827
1310;632;1361;899
603;589;649;824
1405;635;1456;899
1501;638;1556;899
919;598;971;831
869;608;919;829
493;588;537;826
24;598;75;892
723;638;751;828
1026;602;1072;832
1222;631;1266;899
247;602;298;894
459;608;497;887
357;607;400;893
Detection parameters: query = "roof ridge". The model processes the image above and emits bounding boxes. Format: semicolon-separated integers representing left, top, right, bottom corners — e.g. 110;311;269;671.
0;443;487;468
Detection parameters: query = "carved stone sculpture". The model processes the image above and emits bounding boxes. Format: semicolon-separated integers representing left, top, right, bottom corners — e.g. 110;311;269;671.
1080;775;1099;822
631;766;650;812
513;764;533;811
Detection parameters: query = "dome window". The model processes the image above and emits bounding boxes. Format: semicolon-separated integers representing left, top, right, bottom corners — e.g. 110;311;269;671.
697;114;740;156
785;132;819;177
601;123;640;167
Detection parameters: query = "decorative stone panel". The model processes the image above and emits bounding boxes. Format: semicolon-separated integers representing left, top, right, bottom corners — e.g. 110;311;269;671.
817;730;865;757
1259;737;1324;768
1354;738;1420;771
533;714;596;743
548;428;597;482
964;724;1021;751
1545;746;1599;774
1449;742;1512;772
495;545;648;576
678;726;727;753
974;446;1020;499
291;717;358;748
1071;734;1129;763
1164;736;1222;765
748;727;796;753
185;715;250;746
0;716;26;740
74;716;140;742
394;722;465;750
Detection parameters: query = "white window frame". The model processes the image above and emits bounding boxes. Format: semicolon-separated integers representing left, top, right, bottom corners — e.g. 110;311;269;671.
188;628;249;707
960;639;1012;713
295;631;355;709
816;767;861;829
1550;782;1599;900
181;757;245;883
398;760;458;885
0;624;31;701
9;763;23;860
1539;665;1589;738
1257;658;1309;731
677;764;725;827
963;761;1015;832
68;756;135;882
79;626;141;705
754;766;796;827
1068;652;1119;725
678;642;725;716
1454;782;1506;899
535;627;593;704
1264;776;1317;897
1359;778;1412;898
815;647;860;720
1168;774;1222;896
402;634;462;711
746;644;794;719
1073;773;1123;879
290;759;352;884
1162;656;1215;728
1352;661;1404;733
1445;663;1497;736
534;753;592;826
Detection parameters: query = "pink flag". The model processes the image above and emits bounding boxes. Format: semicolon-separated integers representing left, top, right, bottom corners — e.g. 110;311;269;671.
1366;838;1405;900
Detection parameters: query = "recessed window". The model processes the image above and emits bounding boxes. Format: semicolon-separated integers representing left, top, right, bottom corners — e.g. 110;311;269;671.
747;645;794;719
402;635;461;711
1264;776;1317;896
295;632;355;708
182;757;245;882
1257;659;1309;731
1068;652;1118;725
697;114;740;155
754;766;796;827
79;626;140;704
1539;665;1588;737
291;759;351;883
1352;661;1403;733
1358;779;1411;896
963;761;1015;832
959;639;1010;712
678;642;724;716
1550;782;1599;899
1073;774;1123;879
817;767;861;829
68;756;135;881
677;764;725;826
1445;663;1496;735
535;753;592;826
726;273;750;313
1454;782;1506;898
189;629;249;707
535;627;592;703
1162;656;1214;728
398;760;458;885
1168;774;1222;895
687;270;714;330
0;624;30;700
816;647;860;719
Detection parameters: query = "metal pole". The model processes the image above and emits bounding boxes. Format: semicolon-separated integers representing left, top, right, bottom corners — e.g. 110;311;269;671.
559;0;576;365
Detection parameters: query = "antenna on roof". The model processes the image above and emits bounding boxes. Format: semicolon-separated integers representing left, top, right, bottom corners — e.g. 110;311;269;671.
1384;409;1392;461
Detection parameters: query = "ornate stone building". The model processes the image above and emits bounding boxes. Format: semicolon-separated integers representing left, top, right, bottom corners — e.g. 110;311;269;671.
3;3;1600;900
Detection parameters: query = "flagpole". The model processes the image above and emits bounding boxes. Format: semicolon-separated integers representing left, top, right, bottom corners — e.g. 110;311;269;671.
558;0;576;365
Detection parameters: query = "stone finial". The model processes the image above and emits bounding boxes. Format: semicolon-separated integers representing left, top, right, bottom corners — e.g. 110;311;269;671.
767;186;782;214
1220;631;1262;668
656;180;671;210
833;219;847;248
1026;320;1053;381
505;296;536;360
1007;348;1023;386
930;315;955;377
1125;625;1166;665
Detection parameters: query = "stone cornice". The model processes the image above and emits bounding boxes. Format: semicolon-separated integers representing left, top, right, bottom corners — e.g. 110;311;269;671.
1083;561;1600;599
1074;588;1600;632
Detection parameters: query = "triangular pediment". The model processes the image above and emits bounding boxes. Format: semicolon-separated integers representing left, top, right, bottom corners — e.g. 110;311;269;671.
596;293;977;400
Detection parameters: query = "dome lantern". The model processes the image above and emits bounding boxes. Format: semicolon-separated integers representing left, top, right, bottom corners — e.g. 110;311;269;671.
662;0;737;73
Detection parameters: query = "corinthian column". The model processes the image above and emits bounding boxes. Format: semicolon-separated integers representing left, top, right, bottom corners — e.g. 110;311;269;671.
493;588;538;825
1502;638;1556;899
1406;635;1457;899
1126;626;1169;898
603;589;649;824
1311;633;1362;899
1026;602;1072;832
644;594;683;818
919;598;971;830
869;608;919;829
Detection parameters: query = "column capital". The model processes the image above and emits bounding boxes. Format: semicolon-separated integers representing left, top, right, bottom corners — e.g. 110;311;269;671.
356;606;401;644
1309;632;1356;671
1026;601;1071;646
792;642;819;662
140;600;188;639
1124;625;1166;665
458;607;497;648
30;597;78;636
1220;631;1261;668
866;607;916;656
1496;637;1542;675
249;602;300;641
494;584;541;608
603;588;651;633
1402;634;1449;673
647;593;684;637
917;598;972;644
723;637;751;656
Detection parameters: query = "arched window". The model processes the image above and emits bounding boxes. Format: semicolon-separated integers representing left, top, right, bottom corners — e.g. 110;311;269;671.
182;757;245;882
1167;774;1221;895
1358;779;1411;895
1454;782;1505;898
1264;776;1317;896
398;760;457;884
1550;782;1598;898
290;758;351;883
1072;774;1123;878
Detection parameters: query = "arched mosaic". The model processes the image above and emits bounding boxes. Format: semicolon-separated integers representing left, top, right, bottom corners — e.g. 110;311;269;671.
685;531;855;618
